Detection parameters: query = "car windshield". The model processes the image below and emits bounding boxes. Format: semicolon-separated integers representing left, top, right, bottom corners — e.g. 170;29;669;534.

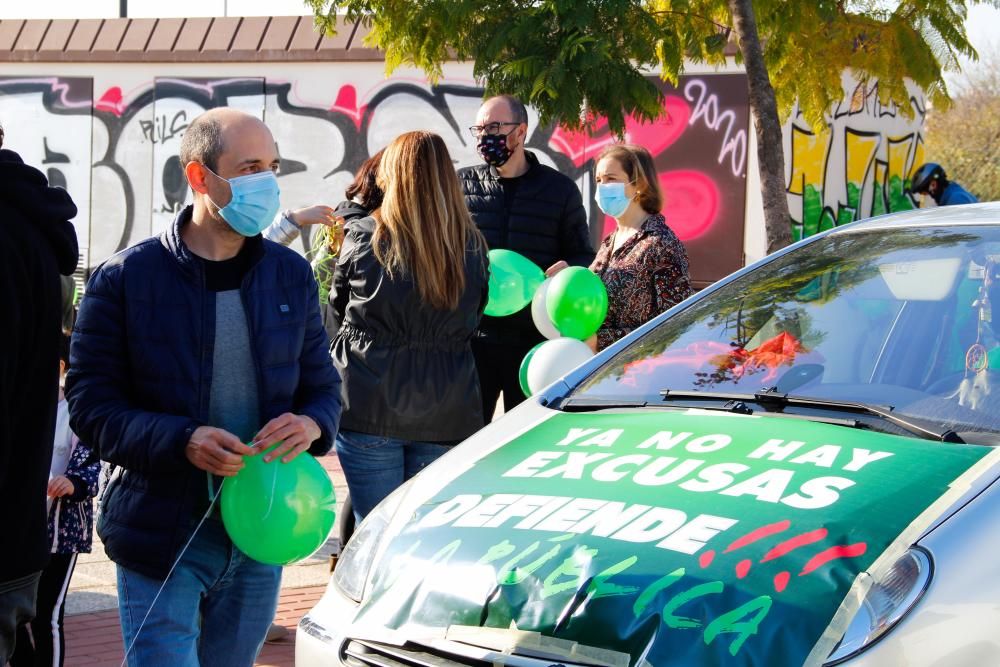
571;225;1000;435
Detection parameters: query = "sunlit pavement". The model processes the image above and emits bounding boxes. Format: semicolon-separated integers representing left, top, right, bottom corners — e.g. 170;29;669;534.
60;454;348;667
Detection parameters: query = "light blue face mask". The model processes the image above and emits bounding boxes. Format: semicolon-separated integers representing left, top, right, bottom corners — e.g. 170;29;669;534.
206;167;281;237
596;182;632;218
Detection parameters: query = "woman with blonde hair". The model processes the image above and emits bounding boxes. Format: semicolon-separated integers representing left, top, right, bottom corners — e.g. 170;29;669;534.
589;143;691;350
328;131;489;521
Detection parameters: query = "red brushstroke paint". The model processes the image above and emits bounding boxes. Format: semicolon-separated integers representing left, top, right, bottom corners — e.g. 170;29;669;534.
724;520;791;553
622;96;690;157
761;528;828;563
800;543;868;576
548;95;691;168
699;550;715;568
96;87;124;116
331;84;365;128
735;559;752;579
774;571;791;593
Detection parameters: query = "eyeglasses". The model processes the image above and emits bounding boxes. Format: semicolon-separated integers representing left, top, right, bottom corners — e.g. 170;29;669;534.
468;121;520;139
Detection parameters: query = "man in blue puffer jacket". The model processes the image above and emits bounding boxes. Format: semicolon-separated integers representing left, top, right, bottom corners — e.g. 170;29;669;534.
64;108;342;667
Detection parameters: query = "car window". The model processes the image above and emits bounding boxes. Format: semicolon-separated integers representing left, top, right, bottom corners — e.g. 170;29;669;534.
571;225;1000;434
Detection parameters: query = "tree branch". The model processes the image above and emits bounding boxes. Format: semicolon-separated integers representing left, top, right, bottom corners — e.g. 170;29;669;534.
648;9;733;34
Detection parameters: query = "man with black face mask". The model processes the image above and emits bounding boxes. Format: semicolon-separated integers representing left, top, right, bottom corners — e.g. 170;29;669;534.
459;95;594;420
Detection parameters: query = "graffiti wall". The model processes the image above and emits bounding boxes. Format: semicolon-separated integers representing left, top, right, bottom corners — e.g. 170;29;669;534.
0;62;749;290
784;72;926;241
0;58;931;293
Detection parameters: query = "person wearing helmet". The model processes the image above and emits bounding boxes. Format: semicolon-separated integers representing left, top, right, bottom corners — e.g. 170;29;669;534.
909;162;979;206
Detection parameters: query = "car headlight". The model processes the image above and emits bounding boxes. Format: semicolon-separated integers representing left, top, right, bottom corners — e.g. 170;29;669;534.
825;547;933;665
333;483;409;602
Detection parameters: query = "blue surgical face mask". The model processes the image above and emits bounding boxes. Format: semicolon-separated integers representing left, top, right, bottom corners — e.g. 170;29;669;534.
205;167;281;237
596;182;632;218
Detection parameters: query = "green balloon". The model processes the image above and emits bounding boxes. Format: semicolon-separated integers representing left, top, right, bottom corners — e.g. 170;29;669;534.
485;249;545;317
221;444;336;565
546;266;609;340
519;341;546;397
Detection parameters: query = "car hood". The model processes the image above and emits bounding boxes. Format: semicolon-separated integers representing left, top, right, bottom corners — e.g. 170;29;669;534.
350;404;1000;667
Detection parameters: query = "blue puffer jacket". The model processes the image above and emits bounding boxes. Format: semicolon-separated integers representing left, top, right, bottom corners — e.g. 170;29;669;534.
938;182;978;206
65;206;342;579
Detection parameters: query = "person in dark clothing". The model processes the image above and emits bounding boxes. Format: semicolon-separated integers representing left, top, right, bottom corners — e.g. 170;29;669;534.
329;131;489;522
459;95;595;419
64;108;341;666
320;151;385;340
909;162;979;206
0;123;79;663
11;334;100;667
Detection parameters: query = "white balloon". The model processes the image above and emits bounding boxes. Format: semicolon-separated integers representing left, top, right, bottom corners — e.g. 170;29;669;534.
531;277;562;340
527;338;595;394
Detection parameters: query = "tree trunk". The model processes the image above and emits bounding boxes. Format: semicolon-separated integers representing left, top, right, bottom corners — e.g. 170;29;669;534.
728;0;792;253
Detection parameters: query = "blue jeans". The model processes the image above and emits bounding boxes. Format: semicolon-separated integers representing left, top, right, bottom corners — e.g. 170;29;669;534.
116;518;281;667
336;430;450;523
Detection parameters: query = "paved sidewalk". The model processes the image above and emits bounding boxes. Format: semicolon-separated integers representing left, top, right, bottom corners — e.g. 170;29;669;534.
62;585;325;667
58;454;348;667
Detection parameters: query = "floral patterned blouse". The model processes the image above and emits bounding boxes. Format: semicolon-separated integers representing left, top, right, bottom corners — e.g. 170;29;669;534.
590;213;692;351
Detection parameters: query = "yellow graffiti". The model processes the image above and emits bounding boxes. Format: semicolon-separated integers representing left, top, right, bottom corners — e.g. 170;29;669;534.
844;132;879;193
874;162;887;190
911;140;926;179
887;135;915;183
787;125;830;196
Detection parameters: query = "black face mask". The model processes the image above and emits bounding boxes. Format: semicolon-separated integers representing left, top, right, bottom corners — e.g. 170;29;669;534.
477;132;514;168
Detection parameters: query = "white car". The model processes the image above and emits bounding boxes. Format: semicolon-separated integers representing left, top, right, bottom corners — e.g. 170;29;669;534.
298;203;1000;666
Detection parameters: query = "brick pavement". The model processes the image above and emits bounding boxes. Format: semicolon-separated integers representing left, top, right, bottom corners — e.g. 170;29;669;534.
54;454;347;667
61;585;325;667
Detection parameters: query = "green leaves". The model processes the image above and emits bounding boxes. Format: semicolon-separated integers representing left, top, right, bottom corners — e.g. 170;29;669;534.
305;0;986;175
925;43;1000;202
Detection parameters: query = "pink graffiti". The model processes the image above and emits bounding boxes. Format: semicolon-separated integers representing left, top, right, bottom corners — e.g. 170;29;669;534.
547;95;690;168
624;96;690;155
548;117;614;168
330;84;366;129
658;170;719;241
96;86;124;117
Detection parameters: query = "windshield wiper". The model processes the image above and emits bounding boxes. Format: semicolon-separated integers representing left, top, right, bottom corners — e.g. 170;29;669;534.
558;396;864;430
659;387;964;443
559;398;649;411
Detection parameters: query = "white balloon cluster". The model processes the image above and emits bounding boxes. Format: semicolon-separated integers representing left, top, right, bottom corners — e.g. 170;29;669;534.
521;278;596;396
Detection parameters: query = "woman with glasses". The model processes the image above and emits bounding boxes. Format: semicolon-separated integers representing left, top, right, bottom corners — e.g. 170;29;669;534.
588;143;692;351
328;131;490;522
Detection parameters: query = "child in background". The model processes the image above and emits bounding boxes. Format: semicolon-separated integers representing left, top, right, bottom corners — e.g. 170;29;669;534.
11;334;100;667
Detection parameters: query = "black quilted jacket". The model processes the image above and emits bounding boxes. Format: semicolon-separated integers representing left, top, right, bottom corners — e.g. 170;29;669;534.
328;216;489;442
459;151;595;343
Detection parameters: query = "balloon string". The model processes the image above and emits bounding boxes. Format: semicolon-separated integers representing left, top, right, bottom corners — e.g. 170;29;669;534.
261;465;278;520
119;472;224;667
